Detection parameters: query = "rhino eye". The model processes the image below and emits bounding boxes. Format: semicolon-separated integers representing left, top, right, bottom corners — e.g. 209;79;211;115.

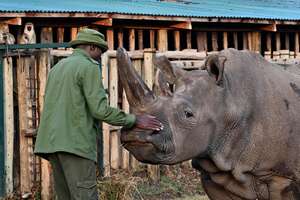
184;109;194;118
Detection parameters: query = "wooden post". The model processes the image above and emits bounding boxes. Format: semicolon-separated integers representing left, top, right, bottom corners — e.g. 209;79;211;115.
157;29;168;52
129;29;135;51
223;32;228;49
276;32;281;51
70;27;78;41
131;59;142;169
39;27;53;200
233;32;238;49
3;56;14;195
174;30;180;51
295;32;299;56
121;93;130;169
17;57;33;196
109;58;120;169
138;30;143;50
150;30;155;49
106;29;114;50
118;29;123;47
144;49;160;181
252;32;261;52
0;24;13;195
247;32;252;51
197;32;207;52
266;33;272;51
57;27;64;43
101;54;110;176
243;32;248;50
186;30;192;49
212;32;218;51
285;32;290;50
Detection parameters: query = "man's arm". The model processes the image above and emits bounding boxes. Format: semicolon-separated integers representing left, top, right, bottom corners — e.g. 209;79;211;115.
81;64;162;130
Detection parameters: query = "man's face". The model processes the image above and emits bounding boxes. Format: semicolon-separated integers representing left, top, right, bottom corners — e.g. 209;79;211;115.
89;45;102;62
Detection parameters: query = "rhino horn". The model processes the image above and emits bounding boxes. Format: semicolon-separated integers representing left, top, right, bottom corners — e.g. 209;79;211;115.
153;69;173;97
202;54;227;85
153;56;186;96
117;48;155;110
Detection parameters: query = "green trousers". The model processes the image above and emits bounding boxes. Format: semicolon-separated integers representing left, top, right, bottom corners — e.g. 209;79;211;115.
48;152;98;200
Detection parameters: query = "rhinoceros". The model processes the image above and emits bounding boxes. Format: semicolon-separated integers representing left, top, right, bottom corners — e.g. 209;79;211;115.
116;48;300;200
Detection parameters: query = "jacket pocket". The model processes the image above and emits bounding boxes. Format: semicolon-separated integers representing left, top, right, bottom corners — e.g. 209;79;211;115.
76;180;97;200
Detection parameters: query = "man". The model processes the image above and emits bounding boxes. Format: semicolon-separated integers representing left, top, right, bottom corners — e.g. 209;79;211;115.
34;28;162;200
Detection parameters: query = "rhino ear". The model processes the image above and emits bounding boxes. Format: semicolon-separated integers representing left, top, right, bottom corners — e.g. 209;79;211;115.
202;55;226;85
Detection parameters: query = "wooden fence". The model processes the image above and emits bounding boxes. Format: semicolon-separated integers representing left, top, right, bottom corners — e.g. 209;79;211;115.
1;23;300;199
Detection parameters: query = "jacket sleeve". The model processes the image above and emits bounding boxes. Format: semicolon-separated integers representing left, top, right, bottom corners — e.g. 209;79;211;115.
81;63;136;128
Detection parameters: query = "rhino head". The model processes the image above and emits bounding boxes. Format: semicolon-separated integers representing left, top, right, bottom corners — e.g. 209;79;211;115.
117;48;229;165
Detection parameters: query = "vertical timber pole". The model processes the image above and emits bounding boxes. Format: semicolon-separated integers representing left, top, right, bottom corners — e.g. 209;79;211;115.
0;50;5;197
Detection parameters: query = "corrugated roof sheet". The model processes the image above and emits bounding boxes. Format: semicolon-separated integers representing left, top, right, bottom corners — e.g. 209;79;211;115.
1;0;300;20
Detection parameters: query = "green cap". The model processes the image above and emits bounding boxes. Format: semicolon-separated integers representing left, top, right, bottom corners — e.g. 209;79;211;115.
69;28;108;52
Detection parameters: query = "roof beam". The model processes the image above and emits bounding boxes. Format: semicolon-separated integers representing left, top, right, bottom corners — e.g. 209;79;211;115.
259;23;277;32
92;18;112;26
0;17;22;25
170;21;192;30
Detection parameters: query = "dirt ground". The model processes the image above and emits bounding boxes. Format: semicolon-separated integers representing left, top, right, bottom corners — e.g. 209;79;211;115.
98;162;209;200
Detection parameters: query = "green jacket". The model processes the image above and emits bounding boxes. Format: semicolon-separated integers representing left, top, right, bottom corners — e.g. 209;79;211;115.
34;48;136;162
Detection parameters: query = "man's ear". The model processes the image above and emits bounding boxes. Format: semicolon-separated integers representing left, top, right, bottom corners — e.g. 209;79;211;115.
201;55;226;85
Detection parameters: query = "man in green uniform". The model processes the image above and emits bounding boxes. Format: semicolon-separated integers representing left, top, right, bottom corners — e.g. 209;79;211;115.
34;28;162;200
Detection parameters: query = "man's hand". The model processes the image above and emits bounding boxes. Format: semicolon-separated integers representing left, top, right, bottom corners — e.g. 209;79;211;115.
135;114;163;131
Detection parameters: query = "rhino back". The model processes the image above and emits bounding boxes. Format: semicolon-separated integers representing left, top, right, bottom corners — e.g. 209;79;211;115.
219;49;300;180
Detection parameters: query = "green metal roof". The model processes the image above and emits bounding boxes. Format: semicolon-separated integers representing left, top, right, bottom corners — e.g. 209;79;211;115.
0;0;300;20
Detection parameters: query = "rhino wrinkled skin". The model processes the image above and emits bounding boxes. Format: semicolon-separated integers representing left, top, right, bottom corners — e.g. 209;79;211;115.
116;48;300;200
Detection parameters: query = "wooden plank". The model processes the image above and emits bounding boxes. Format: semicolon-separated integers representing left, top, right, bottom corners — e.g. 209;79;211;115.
150;30;155;49
138;30;143;50
266;33;272;51
101;53;110;176
186;30;192;49
252;32;261;52
3;57;14;195
109;58;120;169
247;32;252;51
57;27;64;43
107;29;114;50
17;57;33;196
157;29;168;52
285;32;290;50
70;27;78;41
129;29;135;51
38;52;52;200
92;18;113;26
243;32;248;50
223;32;228;49
41;27;53;44
197;32;207;52
211;32;218;51
131;59;142;169
171;60;205;69
121;91;130;169
174;30;180;51
233;32;238;49
295;32;299;56
40;27;53;199
144;49;160;181
169;21;192;30
118;29;123;47
276;32;281;51
156;50;206;60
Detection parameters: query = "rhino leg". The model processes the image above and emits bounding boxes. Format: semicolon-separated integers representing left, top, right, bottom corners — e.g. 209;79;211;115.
201;173;245;200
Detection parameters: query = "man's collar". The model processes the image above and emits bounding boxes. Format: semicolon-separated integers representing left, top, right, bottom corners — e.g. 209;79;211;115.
72;48;100;65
